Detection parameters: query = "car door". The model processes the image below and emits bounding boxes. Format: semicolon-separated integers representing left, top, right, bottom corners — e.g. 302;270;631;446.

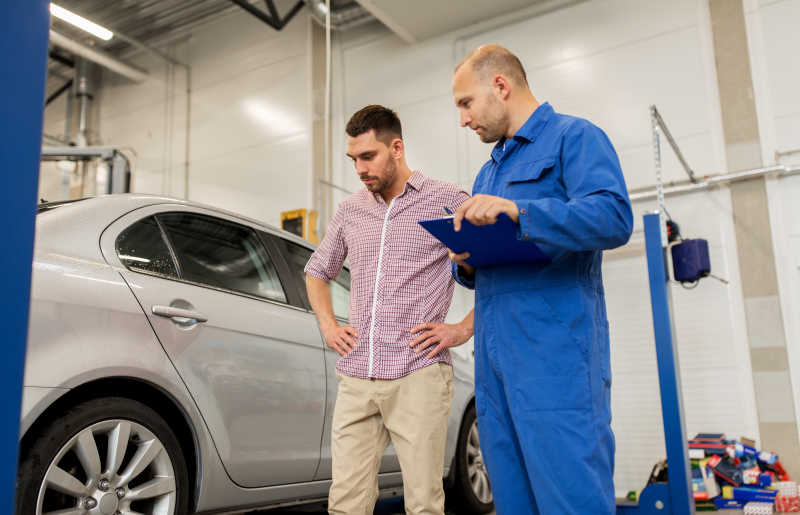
263;233;402;480
100;205;326;488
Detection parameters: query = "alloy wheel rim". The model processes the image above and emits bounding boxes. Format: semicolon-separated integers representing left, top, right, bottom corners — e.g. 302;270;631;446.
466;420;493;504
36;419;177;515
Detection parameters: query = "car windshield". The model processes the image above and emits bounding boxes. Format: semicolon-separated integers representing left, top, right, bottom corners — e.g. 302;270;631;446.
36;198;89;214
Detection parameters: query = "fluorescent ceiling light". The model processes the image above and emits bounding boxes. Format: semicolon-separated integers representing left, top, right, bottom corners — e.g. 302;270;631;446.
50;3;114;41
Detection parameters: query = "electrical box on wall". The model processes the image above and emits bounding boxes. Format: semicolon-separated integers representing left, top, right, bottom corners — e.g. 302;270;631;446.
280;209;318;244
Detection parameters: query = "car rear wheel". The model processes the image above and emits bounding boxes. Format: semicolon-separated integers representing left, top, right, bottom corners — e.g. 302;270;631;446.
448;403;494;514
16;397;189;515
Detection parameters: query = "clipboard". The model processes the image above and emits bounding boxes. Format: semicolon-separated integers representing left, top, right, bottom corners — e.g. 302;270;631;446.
418;213;550;268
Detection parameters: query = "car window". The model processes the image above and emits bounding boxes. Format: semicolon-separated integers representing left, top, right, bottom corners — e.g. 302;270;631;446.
115;216;179;277
158;212;287;303
278;238;350;320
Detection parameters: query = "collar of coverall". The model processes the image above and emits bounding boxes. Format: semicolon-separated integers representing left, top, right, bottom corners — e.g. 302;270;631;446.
491;101;554;163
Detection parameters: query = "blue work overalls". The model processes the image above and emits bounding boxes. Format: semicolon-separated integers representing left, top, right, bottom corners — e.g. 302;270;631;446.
454;102;633;514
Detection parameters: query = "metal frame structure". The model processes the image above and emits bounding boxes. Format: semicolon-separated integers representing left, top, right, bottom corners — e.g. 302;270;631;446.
650;105;697;184
229;0;306;30
46;78;73;106
41;146;132;195
1;1;49;511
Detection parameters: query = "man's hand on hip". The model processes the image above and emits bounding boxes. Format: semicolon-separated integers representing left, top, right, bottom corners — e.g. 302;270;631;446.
322;324;358;356
453;193;519;231
409;321;472;359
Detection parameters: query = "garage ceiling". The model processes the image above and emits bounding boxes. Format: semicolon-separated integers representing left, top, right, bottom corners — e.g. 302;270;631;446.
44;1;330;102
354;0;558;43
49;0;298;56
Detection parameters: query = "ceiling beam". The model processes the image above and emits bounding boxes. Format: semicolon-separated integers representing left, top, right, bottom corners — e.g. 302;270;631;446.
48;50;74;68
354;0;416;43
228;0;305;31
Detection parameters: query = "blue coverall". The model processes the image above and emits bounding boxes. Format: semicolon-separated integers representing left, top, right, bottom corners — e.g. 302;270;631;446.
454;102;633;514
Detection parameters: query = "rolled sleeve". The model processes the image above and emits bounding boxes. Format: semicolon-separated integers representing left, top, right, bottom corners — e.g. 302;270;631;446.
448;189;474;288
304;204;347;282
452;261;476;290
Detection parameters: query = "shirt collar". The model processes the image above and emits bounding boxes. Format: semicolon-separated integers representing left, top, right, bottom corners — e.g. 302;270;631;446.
491;102;553;163
514;102;553;143
370;170;425;205
406;170;425;191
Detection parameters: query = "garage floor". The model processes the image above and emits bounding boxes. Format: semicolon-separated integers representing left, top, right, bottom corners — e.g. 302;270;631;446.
254;507;741;515
250;497;496;514
251;499;744;514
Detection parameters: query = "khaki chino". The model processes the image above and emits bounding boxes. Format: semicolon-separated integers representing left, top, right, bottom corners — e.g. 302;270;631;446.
328;362;454;515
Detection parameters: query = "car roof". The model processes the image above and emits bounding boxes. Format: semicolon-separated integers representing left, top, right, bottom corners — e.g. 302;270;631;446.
35;194;317;261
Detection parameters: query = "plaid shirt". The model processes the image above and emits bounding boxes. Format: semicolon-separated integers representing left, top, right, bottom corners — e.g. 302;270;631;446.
305;171;469;379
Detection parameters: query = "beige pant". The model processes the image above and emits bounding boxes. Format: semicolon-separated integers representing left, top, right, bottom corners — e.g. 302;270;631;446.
328;363;454;515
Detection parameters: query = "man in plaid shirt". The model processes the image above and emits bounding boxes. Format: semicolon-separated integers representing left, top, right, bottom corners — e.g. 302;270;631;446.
305;105;474;515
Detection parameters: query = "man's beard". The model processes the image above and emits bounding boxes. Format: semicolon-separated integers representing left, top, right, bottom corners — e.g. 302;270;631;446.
477;96;508;143
363;159;397;194
478;128;502;143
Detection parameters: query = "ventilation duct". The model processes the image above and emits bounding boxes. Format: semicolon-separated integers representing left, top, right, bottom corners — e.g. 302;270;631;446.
49;30;148;83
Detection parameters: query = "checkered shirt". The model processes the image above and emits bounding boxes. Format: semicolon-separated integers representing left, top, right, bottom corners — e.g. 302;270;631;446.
305;171;470;379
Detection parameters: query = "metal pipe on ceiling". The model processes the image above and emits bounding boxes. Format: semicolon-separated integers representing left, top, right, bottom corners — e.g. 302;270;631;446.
74;58;94;147
49;30;148;82
628;164;800;202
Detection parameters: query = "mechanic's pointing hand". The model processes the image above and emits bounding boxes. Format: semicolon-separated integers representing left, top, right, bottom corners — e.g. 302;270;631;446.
452;193;520;232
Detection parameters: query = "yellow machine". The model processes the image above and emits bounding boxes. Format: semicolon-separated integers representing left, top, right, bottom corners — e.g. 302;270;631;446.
280;209;318;244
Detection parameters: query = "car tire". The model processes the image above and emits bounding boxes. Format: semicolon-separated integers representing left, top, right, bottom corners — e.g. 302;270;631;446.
448;403;494;514
16;396;189;515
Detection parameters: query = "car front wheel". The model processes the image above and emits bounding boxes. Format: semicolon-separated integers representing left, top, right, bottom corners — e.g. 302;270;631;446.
16;396;189;515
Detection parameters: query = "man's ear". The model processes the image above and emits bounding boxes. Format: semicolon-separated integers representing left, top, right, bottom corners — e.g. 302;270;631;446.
391;138;405;159
493;74;511;100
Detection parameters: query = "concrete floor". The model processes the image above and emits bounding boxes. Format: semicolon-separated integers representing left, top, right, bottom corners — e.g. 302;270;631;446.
250;498;742;514
248;497;496;514
252;506;738;515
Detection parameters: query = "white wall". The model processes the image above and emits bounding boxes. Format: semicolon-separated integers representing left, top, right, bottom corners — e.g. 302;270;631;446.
746;0;800;444
330;0;759;495
42;7;314;229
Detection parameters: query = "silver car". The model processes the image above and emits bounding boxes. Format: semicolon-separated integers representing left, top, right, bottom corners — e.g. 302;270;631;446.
17;195;493;515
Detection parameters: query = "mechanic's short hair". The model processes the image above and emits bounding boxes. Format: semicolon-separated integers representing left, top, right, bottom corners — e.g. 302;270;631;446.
456;44;528;87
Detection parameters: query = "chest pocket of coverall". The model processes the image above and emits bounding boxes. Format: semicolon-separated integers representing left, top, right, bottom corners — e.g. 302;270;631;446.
503;158;558;200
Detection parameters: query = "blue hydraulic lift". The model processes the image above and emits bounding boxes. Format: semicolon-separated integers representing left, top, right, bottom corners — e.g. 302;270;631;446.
616;106;697;515
1;0;50;512
616;213;695;515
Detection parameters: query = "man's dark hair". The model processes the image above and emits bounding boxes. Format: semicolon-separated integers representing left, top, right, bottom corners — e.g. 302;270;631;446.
346;105;402;144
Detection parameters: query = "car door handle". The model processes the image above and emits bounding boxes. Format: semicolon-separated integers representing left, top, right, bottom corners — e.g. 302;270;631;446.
151;305;208;323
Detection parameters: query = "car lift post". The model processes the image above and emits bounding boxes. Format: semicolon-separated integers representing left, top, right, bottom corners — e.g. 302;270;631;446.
0;1;50;511
616;212;695;515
